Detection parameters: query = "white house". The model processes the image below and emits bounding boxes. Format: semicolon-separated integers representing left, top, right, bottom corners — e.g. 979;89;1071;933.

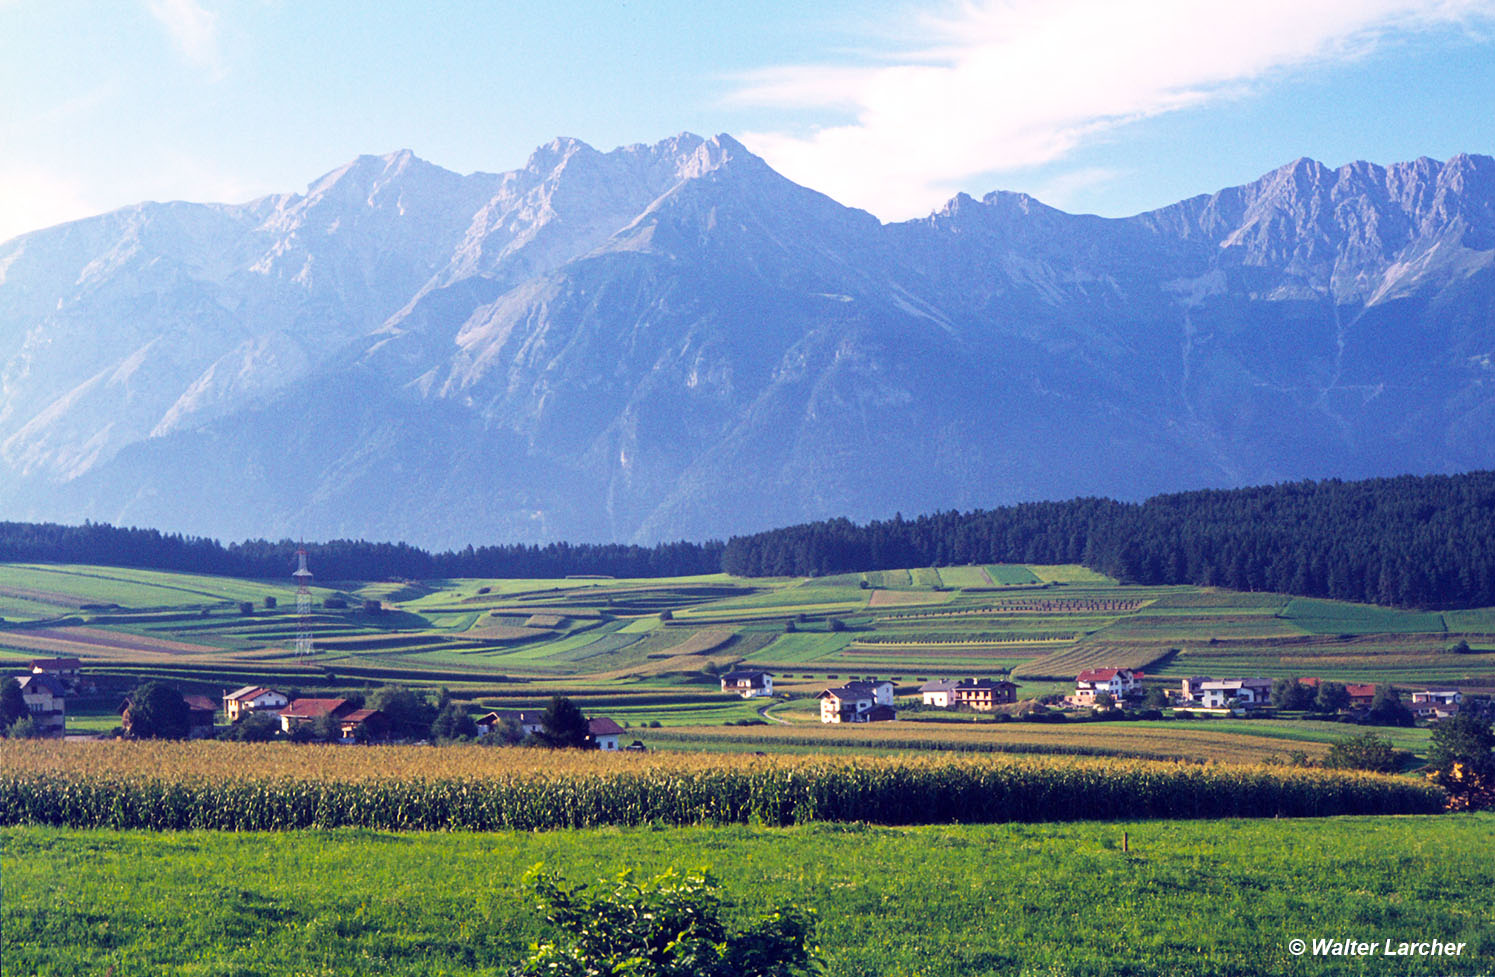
476;709;546;738
919;679;960;707
719;669;774;698
30;658;84;694
817;685;896;723
587;717;625;750
845;679;895;706
1199;678;1272;709
16;674;66;736
1410;690;1462;720
1074;668;1143;704
223;685;290;722
1178;676;1214;705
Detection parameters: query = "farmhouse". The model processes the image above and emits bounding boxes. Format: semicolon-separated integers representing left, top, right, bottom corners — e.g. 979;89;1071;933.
337;708;390;740
278;697;356;733
16;674;66;737
30;658;84;694
587;716;625;750
719;669;774;698
952;678;1019;710
1198;677;1273;709
1346;684;1378;708
845;679;895;705
818;685;896;723
1178;676;1214;704
919;679;959;707
1074;668;1143;704
1410;689;1461;720
182;694;219;738
223;685;289;722
476;709;546;738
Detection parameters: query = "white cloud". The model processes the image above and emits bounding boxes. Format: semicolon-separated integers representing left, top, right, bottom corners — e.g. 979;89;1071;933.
0;153;268;244
734;0;1495;220
0;167;98;243
146;0;224;78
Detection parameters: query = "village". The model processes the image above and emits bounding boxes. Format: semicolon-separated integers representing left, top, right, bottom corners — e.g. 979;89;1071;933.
9;657;1474;746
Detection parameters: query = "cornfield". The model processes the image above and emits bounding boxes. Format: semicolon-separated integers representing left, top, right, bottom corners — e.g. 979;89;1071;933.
0;741;1445;831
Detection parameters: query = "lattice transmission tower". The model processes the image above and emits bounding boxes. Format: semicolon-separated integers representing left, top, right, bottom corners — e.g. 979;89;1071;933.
293;547;314;657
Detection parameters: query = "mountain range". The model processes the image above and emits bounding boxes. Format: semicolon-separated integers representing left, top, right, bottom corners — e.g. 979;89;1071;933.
2;134;1492;548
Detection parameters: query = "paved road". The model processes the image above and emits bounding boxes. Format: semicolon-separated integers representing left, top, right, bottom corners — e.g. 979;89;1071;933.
757;701;792;725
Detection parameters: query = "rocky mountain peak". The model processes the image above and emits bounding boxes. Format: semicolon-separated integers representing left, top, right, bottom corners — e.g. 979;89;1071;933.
2;142;1491;546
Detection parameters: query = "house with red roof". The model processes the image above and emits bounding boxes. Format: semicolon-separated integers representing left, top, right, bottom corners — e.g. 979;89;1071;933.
337;708;390;741
278;697;356;734
1345;684;1378;708
1074;668;1143;704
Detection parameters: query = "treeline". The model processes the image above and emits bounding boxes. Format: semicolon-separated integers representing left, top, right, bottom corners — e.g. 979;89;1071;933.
0;522;722;582
722;472;1495;609
5;470;1495;608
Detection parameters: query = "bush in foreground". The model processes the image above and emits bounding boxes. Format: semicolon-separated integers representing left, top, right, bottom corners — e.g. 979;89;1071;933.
516;868;818;977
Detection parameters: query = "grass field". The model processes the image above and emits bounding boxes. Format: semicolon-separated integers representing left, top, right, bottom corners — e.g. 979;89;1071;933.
4;814;1492;976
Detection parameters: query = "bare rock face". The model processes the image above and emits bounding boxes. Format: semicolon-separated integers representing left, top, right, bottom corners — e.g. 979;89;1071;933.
1;136;1492;548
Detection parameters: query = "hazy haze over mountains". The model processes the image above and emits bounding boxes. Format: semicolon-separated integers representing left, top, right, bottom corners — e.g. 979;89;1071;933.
1;134;1492;548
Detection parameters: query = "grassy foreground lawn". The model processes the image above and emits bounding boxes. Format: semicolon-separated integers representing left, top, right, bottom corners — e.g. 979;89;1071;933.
4;815;1492;977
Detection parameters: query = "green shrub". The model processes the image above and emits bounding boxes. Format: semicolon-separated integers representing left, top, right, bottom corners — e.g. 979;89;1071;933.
1323;732;1402;773
515;868;818;977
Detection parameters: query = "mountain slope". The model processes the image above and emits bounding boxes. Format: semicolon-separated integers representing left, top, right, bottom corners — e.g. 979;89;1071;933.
2;137;1492;547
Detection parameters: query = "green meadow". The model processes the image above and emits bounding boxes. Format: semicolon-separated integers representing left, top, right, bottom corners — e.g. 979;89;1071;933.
4;815;1492;977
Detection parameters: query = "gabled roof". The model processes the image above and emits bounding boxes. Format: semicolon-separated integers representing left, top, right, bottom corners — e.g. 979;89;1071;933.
30;658;82;671
1077;668;1123;682
818;686;874;702
721;669;771;683
19;674;66;697
1345;684;1377;697
478;709;545;725
182;694;218;713
920;680;959;692
224;685;282;702
846;679;892;691
279;697;352;719
587;717;625;737
957;678;1018;691
339;708;385;725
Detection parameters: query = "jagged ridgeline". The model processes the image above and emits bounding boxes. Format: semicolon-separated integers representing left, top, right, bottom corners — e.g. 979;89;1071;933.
2;141;1493;548
2;469;1494;608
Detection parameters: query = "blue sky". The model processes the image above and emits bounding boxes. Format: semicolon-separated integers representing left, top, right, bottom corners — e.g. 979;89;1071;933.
3;0;1494;242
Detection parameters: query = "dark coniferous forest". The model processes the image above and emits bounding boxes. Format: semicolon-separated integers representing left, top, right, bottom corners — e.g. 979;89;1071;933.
2;470;1493;609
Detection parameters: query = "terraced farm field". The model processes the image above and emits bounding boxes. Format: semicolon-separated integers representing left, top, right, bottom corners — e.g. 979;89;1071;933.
2;561;1492;759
